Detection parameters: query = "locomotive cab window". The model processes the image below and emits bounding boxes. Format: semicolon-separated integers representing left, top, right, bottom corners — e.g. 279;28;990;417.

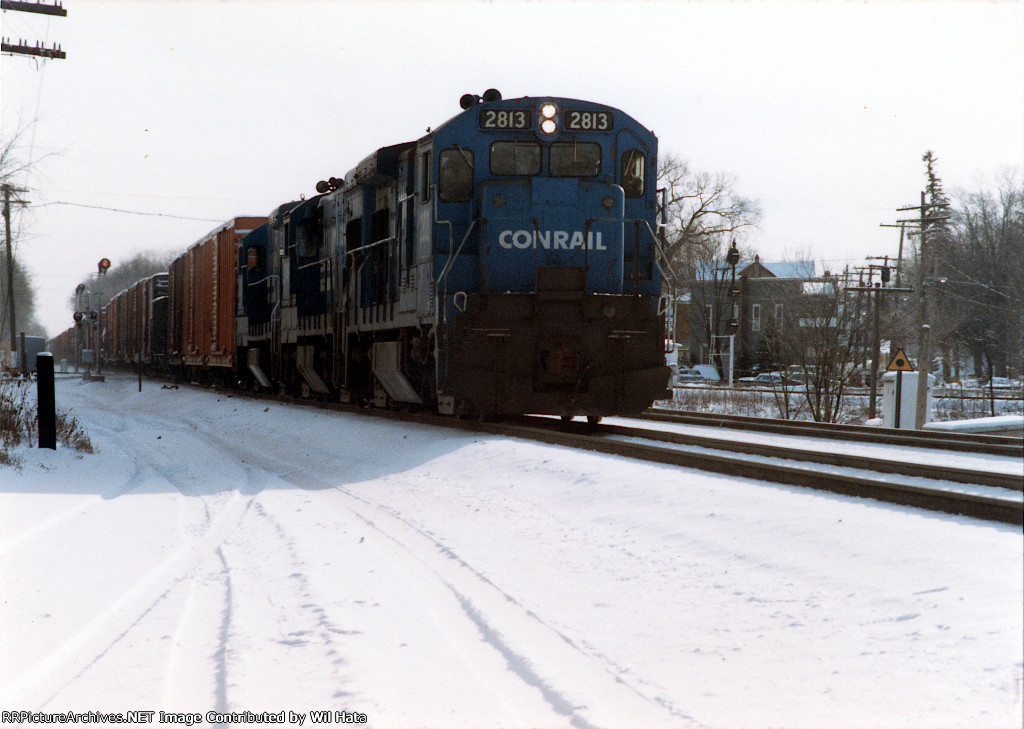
296;222;321;258
246;246;264;274
621;149;646;198
490;141;541;175
419;151;432;203
550;142;601;177
439;148;474;202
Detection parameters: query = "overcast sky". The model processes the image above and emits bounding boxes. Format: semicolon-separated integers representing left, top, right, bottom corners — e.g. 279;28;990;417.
2;0;1021;337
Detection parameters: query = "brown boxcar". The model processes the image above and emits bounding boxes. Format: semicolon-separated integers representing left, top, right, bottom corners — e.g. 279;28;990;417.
48;326;77;367
177;217;267;378
104;294;121;365
167;255;186;367
145;273;169;365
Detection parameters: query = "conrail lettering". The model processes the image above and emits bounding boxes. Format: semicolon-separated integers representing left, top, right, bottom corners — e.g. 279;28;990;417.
498;230;606;251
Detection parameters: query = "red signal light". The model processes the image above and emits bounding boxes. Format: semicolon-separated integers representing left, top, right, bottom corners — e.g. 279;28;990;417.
98;258;111;273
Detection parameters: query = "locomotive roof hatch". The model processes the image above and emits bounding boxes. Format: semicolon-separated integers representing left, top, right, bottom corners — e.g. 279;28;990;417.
345;140;417;189
269;199;304;228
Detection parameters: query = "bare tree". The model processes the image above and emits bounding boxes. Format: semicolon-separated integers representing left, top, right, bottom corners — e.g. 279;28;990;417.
658;154;761;366
658;154;761;282
944;169;1024;380
0;131;46;342
762;271;866;423
67;250;176;313
893;167;1023;382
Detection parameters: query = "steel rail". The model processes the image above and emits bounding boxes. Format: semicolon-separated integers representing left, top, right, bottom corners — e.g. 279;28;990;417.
490;417;1022;526
643;409;1023;457
587;421;1021;492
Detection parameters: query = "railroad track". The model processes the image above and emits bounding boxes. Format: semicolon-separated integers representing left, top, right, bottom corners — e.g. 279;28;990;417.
97;376;1024;526
486;416;1022;526
644;408;1024;457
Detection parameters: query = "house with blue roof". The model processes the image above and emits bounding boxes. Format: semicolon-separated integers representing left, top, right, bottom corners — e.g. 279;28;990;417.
684;255;819;376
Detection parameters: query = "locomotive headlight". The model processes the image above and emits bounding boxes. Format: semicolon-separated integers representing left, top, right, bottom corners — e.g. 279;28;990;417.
540;102;558;135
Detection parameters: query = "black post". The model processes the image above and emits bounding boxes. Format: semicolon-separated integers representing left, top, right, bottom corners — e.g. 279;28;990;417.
868;284;882;419
37;352;56;449
893;370;903;430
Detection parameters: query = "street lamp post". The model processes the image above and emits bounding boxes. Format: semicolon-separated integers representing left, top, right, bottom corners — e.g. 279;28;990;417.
717;242;741;385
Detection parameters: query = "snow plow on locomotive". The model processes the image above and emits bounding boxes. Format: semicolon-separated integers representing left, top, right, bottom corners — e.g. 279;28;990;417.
77;92;673;419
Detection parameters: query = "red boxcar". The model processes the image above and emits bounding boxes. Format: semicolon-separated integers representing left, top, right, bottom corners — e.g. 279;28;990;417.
175;217;267;379
48;326;78;367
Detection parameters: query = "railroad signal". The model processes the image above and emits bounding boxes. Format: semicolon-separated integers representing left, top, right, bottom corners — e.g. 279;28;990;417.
98;258;111;274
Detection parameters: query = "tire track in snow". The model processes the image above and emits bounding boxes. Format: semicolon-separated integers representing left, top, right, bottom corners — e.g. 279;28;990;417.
336;490;701;729
0;443;258;710
57;385;691;724
212;546;234;718
239;500;363;699
163;411;697;726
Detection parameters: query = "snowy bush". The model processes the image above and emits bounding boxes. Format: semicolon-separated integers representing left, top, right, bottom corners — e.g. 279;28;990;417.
0;378;93;465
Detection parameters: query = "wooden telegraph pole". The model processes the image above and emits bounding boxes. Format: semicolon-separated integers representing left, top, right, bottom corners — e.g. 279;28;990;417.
2;184;30;356
846;260;913;420
2;1;66;363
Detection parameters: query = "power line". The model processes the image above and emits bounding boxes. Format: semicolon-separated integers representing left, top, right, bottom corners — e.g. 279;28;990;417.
1;0;67;59
35;201;227;222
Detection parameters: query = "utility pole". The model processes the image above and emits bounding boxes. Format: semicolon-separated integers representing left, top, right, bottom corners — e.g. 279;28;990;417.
894;192;949;428
1;1;67;59
878;222;908;287
847;259;913;420
2;184;30;357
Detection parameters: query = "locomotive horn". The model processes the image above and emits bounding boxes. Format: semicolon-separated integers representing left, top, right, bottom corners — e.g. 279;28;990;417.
460;93;480;109
482;88;502;103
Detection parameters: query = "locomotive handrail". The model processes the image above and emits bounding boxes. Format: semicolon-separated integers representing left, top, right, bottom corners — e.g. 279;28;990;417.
641;219;676;279
342;234;395;257
341;236;391;316
437;218;478;287
296;256;332;271
246;273;278;288
432;189;455;257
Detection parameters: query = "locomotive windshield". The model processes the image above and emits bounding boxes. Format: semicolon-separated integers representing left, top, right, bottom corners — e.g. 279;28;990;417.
550;142;601;177
490;141;541;175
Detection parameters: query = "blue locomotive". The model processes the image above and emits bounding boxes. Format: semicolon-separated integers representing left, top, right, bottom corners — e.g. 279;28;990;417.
235;90;672;419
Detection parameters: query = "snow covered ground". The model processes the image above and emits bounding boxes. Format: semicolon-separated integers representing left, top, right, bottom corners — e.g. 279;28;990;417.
1;375;1021;729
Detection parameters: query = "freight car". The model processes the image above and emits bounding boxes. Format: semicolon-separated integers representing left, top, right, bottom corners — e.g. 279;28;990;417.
70;92;673;420
103;273;168;369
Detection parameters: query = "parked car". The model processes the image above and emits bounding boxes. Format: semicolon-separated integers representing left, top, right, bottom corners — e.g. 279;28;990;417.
689;364;722;382
737;372;802;389
673;364;721;386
